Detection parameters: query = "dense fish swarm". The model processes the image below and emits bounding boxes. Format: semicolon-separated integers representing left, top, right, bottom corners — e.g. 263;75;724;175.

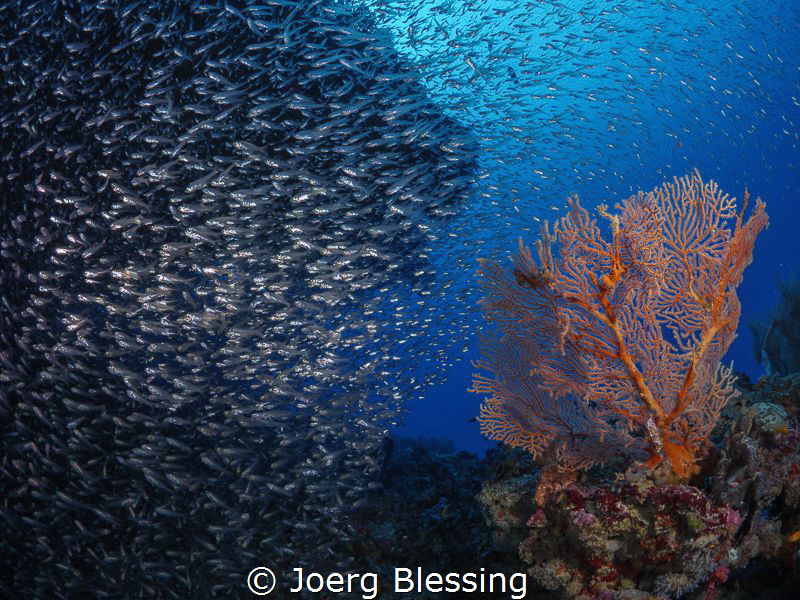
365;0;799;261
0;0;476;597
2;0;798;597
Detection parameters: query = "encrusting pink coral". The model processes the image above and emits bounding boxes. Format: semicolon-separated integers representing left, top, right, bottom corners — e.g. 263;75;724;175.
516;482;744;598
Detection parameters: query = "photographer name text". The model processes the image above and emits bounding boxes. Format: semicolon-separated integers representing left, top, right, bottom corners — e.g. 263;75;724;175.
285;567;527;599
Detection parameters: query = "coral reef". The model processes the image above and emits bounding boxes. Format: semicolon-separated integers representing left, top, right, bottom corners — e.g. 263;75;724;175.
478;472;540;553
477;373;800;599
750;278;800;375
708;402;800;570
748;373;800;422
351;437;534;599
518;483;741;598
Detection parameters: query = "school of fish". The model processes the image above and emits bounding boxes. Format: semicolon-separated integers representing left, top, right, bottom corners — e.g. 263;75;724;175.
1;0;798;598
0;0;477;596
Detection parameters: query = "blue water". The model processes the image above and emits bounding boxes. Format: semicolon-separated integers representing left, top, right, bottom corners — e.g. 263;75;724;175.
364;0;800;454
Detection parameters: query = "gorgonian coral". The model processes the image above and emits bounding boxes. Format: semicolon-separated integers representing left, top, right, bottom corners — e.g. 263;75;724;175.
471;172;767;494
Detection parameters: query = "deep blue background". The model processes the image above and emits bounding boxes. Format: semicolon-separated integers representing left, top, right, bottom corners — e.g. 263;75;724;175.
358;0;800;455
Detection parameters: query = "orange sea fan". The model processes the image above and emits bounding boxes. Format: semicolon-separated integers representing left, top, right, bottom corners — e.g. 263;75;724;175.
470;171;768;485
